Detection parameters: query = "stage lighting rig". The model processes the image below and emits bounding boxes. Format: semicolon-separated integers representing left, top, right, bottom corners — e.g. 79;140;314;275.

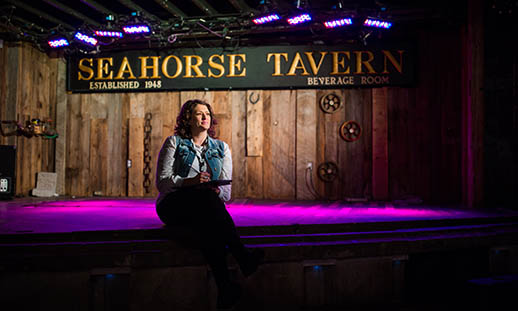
118;11;153;36
94;15;123;39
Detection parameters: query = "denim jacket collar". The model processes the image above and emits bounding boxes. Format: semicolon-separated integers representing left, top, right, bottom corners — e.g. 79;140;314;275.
175;135;225;180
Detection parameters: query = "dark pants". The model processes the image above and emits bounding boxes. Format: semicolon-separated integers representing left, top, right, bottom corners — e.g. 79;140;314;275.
156;188;247;289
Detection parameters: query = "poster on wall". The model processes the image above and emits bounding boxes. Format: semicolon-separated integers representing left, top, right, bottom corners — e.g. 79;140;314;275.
67;44;415;93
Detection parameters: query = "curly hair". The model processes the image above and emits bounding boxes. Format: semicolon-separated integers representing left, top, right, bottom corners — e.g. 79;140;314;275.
174;99;218;139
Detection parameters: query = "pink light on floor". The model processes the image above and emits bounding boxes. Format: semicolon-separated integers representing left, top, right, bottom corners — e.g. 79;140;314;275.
2;199;490;235
226;202;467;227
5;199;159;234
36;199;155;208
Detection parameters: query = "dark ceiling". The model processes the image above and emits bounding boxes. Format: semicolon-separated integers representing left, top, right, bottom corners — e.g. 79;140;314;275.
0;0;491;53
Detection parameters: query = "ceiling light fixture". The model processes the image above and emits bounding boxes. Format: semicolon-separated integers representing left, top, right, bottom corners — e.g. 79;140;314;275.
287;13;312;25
74;32;97;46
324;18;353;28
94;30;123;38
47;38;69;48
122;25;151;34
363;18;392;29
252;13;281;24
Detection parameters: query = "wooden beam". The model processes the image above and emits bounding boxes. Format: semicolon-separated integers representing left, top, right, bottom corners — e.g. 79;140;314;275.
153;0;187;18
263;90;296;199
80;0;117;16
55;59;67;195
117;0;160;21
340;89;372;200
246;90;263;156
191;0;219;16
296;90;317;200
4;44;20;146
461;0;484;208
372;88;389;201
10;16;47;33
5;0;75;30
42;0;101;26
231;90;247;198
226;0;252;13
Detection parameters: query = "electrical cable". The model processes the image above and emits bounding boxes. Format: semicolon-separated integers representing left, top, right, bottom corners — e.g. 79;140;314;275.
305;166;322;199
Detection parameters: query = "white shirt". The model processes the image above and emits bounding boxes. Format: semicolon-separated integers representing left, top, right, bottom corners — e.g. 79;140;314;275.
155;135;232;206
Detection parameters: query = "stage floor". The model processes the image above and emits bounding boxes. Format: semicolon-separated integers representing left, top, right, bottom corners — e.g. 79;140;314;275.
1;197;518;291
0;197;517;235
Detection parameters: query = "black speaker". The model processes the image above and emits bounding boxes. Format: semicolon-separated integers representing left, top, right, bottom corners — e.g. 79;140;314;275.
0;145;16;199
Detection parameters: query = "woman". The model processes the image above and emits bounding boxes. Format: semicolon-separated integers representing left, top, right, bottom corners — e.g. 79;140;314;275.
155;99;263;309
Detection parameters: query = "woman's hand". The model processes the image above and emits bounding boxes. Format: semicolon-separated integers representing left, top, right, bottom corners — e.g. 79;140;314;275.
183;172;211;186
182;172;220;195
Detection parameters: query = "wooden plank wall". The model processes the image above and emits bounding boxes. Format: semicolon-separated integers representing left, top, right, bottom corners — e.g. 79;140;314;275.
0;26;464;204
386;28;462;204
0;43;57;195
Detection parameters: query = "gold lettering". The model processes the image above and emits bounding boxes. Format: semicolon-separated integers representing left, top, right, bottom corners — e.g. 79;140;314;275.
161;55;182;79
330;51;350;75
287;52;310;76
78;58;94;80
96;58;113;80
208;54;225;78
183;55;206;78
115;57;136;79
227;54;246;77
267;53;288;76
139;56;161;79
355;51;376;74
305;52;327;75
382;50;404;74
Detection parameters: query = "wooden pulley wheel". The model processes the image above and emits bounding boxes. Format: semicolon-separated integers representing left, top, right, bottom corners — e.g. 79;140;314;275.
340;121;362;142
319;93;342;113
317;162;338;182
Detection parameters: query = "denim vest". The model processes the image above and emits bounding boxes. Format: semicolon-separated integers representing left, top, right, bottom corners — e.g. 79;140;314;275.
173;135;225;180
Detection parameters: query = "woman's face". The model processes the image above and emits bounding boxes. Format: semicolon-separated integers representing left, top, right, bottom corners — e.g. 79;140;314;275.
190;104;211;132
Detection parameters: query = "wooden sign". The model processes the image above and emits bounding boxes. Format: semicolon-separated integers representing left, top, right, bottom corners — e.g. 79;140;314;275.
67;44;415;92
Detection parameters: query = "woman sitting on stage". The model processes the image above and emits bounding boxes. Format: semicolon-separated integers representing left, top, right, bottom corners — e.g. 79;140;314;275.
155;99;264;309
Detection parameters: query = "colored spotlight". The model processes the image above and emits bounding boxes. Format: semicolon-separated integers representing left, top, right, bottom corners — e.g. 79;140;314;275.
74;32;97;46
363;18;392;29
94;30;123;38
47;38;69;48
252;14;281;24
287;13;312;25
324;18;353;28
122;25;150;34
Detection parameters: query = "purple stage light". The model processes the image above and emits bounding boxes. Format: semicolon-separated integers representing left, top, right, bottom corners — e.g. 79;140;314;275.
74;32;97;46
94;30;123;38
287;13;312;25
47;38;69;48
253;14;281;24
324;18;353;28
5;198;495;234
363;18;392;29
122;25;151;34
